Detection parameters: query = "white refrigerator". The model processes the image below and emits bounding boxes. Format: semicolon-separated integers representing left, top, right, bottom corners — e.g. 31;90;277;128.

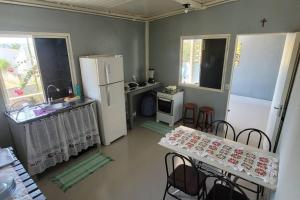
79;55;127;145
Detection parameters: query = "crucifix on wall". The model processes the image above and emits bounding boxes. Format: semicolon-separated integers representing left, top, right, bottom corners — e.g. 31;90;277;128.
261;18;267;27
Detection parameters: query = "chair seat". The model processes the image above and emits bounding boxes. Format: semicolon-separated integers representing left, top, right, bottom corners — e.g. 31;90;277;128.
206;184;248;200
167;164;205;196
184;103;197;109
200;106;214;113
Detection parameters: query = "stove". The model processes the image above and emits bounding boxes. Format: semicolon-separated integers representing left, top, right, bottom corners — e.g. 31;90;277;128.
160;88;181;95
156;89;184;126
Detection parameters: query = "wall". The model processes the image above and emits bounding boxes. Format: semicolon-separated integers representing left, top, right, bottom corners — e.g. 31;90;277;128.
270;62;300;200
0;3;145;147
149;0;300;121
231;34;286;101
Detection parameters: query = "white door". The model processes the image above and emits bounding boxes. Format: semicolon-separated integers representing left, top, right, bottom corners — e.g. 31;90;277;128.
266;33;300;151
98;81;127;145
97;56;124;85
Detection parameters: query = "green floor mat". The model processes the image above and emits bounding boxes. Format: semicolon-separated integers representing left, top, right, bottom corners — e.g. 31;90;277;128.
52;152;112;192
141;121;174;136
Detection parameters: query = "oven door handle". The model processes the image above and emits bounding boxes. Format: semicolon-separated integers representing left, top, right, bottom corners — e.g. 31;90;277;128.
158;98;172;102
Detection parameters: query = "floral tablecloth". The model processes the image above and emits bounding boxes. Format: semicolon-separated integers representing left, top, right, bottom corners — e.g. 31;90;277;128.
160;126;279;185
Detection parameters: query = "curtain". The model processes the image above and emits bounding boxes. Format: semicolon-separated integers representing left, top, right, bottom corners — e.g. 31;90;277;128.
25;102;101;175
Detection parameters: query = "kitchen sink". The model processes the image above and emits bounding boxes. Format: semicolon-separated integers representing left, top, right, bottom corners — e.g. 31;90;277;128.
45;102;70;110
32;102;70;117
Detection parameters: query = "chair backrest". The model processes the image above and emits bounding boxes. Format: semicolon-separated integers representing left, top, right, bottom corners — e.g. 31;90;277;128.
236;128;272;152
164;152;199;193
208;120;236;141
208;175;249;200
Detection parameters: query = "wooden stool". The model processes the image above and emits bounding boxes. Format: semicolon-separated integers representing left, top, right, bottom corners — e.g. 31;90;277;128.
183;103;197;127
196;106;214;131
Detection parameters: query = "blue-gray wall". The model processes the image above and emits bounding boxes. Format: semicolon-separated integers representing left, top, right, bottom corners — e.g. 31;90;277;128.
0;3;145;147
149;0;300;121
231;34;286;101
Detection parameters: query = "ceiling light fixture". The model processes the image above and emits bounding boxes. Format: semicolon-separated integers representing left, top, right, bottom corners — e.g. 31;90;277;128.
183;3;190;14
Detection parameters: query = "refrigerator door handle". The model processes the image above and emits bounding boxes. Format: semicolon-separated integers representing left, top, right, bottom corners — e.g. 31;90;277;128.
106;85;111;106
104;63;110;84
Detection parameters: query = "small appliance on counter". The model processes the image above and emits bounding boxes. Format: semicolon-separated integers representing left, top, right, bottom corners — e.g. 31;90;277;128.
124;81;150;92
156;86;184;126
125;82;139;91
148;68;155;83
138;81;147;87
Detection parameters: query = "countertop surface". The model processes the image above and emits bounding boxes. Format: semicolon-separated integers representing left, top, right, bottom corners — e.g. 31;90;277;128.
6;98;95;124
125;82;161;94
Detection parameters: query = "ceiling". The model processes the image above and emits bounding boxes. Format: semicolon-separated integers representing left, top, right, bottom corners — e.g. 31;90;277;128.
0;0;238;21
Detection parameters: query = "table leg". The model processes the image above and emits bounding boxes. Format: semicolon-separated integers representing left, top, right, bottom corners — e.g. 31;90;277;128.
128;94;134;129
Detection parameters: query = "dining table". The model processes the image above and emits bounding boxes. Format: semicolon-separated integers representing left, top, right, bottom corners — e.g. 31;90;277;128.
158;126;279;191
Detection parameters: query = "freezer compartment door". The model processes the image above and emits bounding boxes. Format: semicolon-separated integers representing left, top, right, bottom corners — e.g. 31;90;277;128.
97;56;124;85
79;58;99;100
98;81;127;145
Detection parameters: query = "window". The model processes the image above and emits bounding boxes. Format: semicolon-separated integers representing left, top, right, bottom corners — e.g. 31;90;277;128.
34;38;73;100
0;33;76;111
0;36;44;109
233;38;242;68
179;35;229;91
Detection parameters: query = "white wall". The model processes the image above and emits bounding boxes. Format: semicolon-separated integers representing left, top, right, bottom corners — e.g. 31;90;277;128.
271;62;300;199
231;34;286;101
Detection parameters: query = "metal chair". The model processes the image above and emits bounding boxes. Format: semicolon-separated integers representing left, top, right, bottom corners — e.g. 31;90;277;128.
234;128;272;200
197;120;235;175
163;152;207;200
236;128;272;151
204;175;249;200
209;120;236;141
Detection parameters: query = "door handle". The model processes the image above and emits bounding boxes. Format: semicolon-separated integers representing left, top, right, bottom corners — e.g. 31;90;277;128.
158;98;172;102
106;85;111;106
274;105;283;117
104;63;110;84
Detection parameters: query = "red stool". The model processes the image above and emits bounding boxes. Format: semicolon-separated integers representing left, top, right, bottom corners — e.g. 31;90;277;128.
196;106;214;131
183;103;197;127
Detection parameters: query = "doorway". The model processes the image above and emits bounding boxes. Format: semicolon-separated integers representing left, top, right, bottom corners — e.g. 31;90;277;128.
227;33;287;142
227;33;300;152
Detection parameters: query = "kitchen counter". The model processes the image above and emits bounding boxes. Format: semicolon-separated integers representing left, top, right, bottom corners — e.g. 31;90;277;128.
5;97;95;124
125;82;161;94
125;82;161;129
7;100;100;175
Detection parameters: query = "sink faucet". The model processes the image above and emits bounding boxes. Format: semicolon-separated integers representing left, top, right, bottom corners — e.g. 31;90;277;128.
47;84;60;104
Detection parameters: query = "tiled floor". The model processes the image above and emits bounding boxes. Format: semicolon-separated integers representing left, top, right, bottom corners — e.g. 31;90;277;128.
36;124;268;200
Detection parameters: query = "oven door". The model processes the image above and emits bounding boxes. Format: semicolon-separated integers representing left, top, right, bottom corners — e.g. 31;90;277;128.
157;98;173;115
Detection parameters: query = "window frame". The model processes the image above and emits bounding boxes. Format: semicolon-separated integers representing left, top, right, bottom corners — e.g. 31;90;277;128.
178;34;230;92
0;31;77;111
